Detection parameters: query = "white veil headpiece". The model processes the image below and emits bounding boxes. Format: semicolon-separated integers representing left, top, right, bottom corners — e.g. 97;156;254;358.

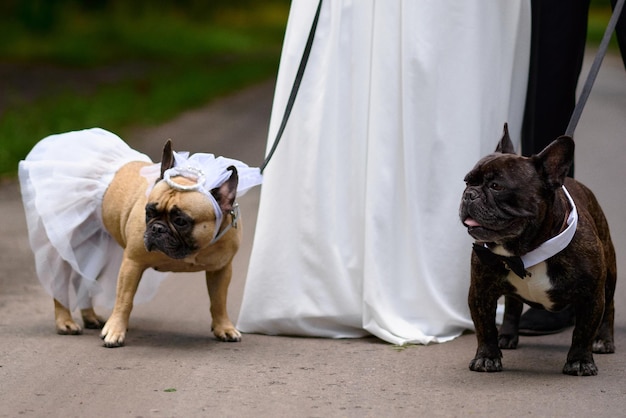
141;151;263;243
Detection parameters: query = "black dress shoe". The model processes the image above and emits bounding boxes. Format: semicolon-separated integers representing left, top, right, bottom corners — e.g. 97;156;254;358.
518;306;576;336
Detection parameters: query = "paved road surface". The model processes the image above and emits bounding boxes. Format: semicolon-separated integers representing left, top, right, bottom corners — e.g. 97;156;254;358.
1;53;625;417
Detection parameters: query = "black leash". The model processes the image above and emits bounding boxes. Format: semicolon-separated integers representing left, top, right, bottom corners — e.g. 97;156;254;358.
260;0;323;174
565;0;625;137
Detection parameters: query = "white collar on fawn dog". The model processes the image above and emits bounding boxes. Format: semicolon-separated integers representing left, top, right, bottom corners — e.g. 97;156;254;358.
141;150;262;244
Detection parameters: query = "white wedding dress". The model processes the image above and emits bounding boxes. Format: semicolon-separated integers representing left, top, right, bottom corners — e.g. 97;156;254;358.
237;0;531;345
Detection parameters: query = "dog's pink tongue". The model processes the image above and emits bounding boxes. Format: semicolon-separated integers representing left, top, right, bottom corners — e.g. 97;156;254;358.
464;218;481;227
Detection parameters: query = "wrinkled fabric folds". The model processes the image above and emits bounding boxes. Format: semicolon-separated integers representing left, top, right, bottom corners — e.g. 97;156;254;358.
237;0;531;345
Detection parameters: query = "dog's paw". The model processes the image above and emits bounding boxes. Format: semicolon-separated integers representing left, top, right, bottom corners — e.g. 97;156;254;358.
100;318;127;348
592;338;615;354
498;334;519;350
84;316;106;330
212;324;242;342
469;357;503;373
562;360;598;376
81;308;106;330
55;318;83;335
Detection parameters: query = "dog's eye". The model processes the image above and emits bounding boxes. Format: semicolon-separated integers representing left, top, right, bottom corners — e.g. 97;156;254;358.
169;207;193;230
145;204;159;220
172;216;190;228
489;182;504;191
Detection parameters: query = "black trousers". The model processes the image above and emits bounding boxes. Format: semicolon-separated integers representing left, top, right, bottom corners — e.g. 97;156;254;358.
522;0;626;164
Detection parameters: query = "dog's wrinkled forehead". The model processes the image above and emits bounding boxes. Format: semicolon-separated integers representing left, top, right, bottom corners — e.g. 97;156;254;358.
147;180;215;220
465;153;532;185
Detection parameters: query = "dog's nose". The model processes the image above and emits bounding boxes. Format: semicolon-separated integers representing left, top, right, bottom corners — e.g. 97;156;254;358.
464;189;479;201
151;223;167;234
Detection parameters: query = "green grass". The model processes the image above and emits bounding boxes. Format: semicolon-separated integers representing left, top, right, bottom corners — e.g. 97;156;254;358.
0;3;289;177
0;3;289;65
0;57;280;175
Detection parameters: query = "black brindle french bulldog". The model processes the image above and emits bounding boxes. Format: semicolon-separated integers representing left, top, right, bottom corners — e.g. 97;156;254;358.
459;124;616;376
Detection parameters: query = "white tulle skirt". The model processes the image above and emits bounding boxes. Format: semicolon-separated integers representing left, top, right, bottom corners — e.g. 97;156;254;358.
19;128;168;311
237;0;530;344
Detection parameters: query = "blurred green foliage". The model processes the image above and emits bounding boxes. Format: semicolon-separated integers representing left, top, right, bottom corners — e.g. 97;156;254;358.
0;0;290;176
0;0;290;65
588;0;621;47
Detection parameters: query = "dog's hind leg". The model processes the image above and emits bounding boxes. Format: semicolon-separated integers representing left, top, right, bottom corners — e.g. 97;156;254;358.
52;262;83;335
593;250;616;354
563;290;604;376
81;308;106;329
54;299;82;335
592;205;616;354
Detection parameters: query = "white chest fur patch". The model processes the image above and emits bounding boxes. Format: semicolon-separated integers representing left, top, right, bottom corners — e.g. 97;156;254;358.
506;262;554;310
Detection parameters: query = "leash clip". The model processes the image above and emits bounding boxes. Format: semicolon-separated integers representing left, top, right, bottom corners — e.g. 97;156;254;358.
211;203;240;244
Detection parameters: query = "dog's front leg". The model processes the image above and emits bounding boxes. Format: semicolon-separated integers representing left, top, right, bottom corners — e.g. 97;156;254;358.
563;294;604;376
498;296;523;349
206;264;241;342
468;279;502;372
100;258;145;348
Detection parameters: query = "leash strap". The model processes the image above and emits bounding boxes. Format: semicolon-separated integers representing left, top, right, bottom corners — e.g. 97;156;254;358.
260;0;323;174
565;0;625;137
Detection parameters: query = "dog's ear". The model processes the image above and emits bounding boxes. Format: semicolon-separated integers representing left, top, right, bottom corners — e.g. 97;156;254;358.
495;123;516;154
159;139;175;180
533;136;574;190
211;166;238;213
